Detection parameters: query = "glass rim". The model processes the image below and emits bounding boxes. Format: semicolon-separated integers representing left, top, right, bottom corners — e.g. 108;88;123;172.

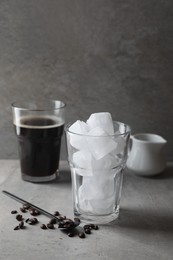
65;121;131;137
11;99;66;112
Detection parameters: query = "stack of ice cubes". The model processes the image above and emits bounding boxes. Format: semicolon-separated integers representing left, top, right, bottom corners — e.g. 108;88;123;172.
69;112;125;215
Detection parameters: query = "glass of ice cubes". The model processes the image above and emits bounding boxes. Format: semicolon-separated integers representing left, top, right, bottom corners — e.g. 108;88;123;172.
65;116;131;224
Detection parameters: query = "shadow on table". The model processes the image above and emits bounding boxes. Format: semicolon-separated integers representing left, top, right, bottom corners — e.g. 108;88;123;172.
125;163;173;180
111;207;173;234
151;163;173;179
58;169;71;183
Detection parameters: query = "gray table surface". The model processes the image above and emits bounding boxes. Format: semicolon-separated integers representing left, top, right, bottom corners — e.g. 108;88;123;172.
0;160;173;260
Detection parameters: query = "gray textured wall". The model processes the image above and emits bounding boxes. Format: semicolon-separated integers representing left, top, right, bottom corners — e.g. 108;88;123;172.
0;0;172;161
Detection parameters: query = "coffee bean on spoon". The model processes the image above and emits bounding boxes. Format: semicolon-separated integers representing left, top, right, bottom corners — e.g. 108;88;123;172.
47;223;54;229
58;219;75;229
49;218;57;225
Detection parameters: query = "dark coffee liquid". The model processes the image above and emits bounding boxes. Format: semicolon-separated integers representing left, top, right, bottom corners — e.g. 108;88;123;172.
14;116;64;178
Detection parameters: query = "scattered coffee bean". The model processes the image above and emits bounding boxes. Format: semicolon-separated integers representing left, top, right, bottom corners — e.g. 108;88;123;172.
54;211;60;216
84;224;92;230
11;210;17;214
11;206;100;238
27;218;38;225
89;224;95;229
20;207;27;213
33;218;38;223
78;232;85;239
40;224;47;230
14;225;20;230
16;214;23;221
47;223;54;229
68;232;74;237
84;228;91;234
49;218;57;225
22;203;30;210
19;221;24;229
94;225;99;230
29;208;40;216
87;224;99;230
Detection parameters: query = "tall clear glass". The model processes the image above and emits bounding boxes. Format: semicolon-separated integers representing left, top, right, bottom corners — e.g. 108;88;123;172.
65;121;131;224
12;100;66;183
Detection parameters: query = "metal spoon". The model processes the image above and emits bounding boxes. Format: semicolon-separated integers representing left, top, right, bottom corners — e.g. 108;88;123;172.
2;190;80;229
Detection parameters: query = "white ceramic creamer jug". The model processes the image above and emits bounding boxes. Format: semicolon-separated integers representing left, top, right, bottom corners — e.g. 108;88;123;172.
126;133;167;176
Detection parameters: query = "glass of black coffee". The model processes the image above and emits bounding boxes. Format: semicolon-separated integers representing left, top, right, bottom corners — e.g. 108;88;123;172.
12;100;66;182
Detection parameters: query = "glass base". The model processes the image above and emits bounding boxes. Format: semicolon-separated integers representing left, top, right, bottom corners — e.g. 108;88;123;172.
22;171;58;183
74;208;119;225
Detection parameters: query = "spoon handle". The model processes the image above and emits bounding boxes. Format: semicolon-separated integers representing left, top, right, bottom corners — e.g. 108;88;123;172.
2;190;59;221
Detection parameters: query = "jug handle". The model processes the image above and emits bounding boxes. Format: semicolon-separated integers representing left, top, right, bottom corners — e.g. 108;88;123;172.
128;135;133;156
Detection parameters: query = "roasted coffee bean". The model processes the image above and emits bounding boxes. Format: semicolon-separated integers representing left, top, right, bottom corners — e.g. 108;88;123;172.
19;221;24;229
11;210;17;214
32;218;38;224
74;217;80;223
94;225;99;230
84;228;91;234
14;225;20;230
89;224;99;230
78;232;85;239
20;207;27;213
27;219;34;225
40;224;47;230
84;224;92;230
47;223;54;229
27;218;38;225
16;214;23;221
68;232;74;237
49;218;57;225
89;224;95;229
56;216;64;221
58;219;75;229
22;203;30;210
54;211;60;216
29;209;40;216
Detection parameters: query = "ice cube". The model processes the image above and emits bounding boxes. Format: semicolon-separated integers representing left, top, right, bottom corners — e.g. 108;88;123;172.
91;153;119;171
73;151;93;176
86;127;117;159
86;112;114;135
88;195;115;214
78;169;116;214
79;192;115;215
69;120;89;134
82;174;114;198
68;120;89;150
